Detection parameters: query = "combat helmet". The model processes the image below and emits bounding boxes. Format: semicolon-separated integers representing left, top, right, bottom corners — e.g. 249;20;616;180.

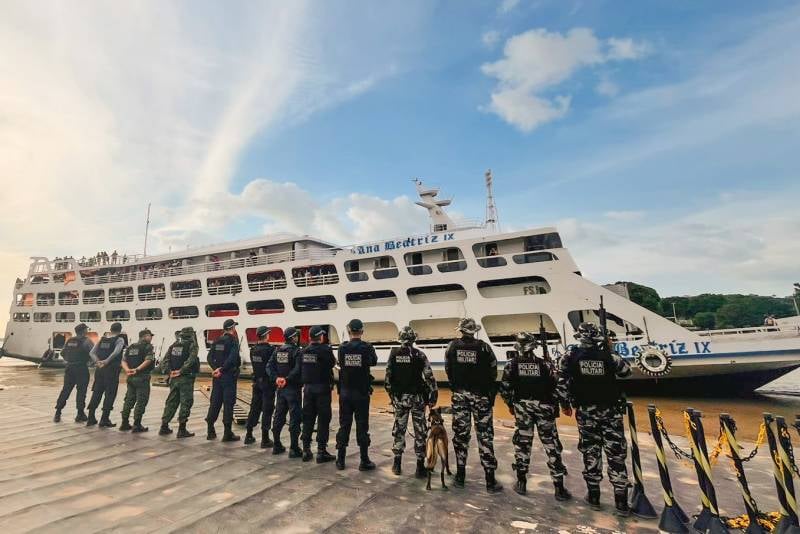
456;318;481;336
574;322;601;345
514;331;538;355
398;326;417;345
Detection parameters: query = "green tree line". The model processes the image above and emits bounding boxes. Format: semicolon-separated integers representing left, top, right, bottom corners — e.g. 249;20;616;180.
618;281;799;330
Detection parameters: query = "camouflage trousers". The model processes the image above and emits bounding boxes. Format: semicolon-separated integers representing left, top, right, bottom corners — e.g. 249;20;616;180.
391;393;428;459
512;399;567;481
161;376;195;424
121;374;151;422
576;404;629;492
451;390;498;470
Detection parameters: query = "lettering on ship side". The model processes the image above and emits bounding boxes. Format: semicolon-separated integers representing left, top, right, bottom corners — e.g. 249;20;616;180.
608;340;714;358
354;232;457;255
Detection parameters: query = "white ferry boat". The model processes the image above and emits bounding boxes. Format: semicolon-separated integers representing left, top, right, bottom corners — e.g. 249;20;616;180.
3;176;800;395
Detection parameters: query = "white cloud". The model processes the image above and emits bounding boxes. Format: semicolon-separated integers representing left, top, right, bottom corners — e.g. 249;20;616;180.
603;210;643;221
607;37;651;60
596;77;620;97
499;0;520;14
481;28;649;131
482;30;501;49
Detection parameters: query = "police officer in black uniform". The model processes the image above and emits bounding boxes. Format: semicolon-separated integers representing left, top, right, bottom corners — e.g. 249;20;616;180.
268;326;303;458
54;323;94;423
335;319;378;471
87;322;127;427
300;325;336;463
205;318;241;442
244;326;277;448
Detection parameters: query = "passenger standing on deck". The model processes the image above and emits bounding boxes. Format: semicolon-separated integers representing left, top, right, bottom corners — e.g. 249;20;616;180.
119;329;155;433
335;319;378;471
445;318;503;493
159;327;199;438
87;322;126;428
558;322;631;516
205;318;241;442
499;331;571;500
244;326;277;448
300;325;336;463
386;325;438;478
54;323;93;423
268;326;303;457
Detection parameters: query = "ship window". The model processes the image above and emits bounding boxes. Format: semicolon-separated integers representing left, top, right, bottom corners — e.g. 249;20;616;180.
407;284;467;304
433;223;448;232
359;321;398;346
439;248;467;273
405;252;431;275
292;295;337;312
477;276;551;298
473;242;507;268
56;312;75;322
292;264;338;287
13;312;31;322
207;275;242;295
80;311;101;322
169;306;199;319
373;256;399;279
58;291;79;305
513;251;557;264
171;280;202;298
31;275;50;284
346;290;398;309
245;326;284;345
292;325;341;346
34;312;52;322
36;293;55;306
138;284;166;301
525;232;562;251
206;303;239;318
82;289;105;304
409;317;460;346
109;287;134;303
247;270;287;291
246;299;285;315
106;310;130;321
567;310;642;337
344;260;368;282
203;329;224;348
135;308;163;321
483;313;559;345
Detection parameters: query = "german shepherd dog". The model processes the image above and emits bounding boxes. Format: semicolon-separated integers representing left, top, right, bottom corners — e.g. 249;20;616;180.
425;407;452;490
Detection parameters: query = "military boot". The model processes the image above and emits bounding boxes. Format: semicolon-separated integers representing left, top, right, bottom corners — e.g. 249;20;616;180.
485;469;504;494
554;479;572;501
288;433;302;458
336;447;346;470
159;423;173;435
176;421;195;439
260;431;273;449
244;428;256;445
86;410;98;426
392;455;402;475
358;446;376;471
316;448;335;464
119;418;132;431
454;465;466;487
415;459;427;479
98;410;116;428
53;410;61;423
584;486;601;510
131;420;148;433
614;489;630;517
302;447;313;462
221;425;240;442
514;470;527;495
272;432;286;455
206;422;217;440
74;410;88;423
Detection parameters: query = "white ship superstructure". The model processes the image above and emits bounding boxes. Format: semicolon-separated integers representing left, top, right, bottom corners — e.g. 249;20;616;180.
4;178;800;394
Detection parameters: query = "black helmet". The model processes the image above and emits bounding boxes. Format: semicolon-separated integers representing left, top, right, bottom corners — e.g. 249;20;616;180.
575;322;601;344
139;328;153;339
222;318;238;330
398;326;417;345
256;326;270;339
75;323;89;334
180;326;195;339
309;325;326;339
284;326;300;342
514;331;538;354
347;319;364;332
110;322;122;333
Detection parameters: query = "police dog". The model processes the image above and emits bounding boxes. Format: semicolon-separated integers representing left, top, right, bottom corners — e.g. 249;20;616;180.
425;407;452;490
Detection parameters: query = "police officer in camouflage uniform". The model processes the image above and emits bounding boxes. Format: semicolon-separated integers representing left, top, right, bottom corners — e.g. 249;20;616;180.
300;325;336;463
500;332;571;500
159;327;199;438
386;326;438;478
119;328;155;433
445;318;503;493
558;322;631;516
54;323;93;423
206;318;242;442
335;319;378;471
268;326;303;458
87;322;127;427
244;326;277;448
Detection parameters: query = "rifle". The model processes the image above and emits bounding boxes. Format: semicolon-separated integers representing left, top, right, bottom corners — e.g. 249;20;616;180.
539;315;551;361
599;296;612;355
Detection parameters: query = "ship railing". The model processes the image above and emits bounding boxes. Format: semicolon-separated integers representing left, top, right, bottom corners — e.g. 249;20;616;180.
36;298;55;306
138;292;165;301
58;298;79;305
293;273;339;288
474;254;508;268
82;297;104;305
698;326;788;337
171;288;202;299
169;313;199;319
108;294;134;303
208;284;243;296
406;258;468;276
247;279;288;292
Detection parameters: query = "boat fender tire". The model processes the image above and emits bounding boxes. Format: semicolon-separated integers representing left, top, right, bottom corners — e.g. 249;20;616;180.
636;346;672;377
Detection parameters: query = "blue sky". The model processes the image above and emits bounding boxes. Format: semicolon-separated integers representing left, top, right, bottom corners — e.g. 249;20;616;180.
1;0;799;319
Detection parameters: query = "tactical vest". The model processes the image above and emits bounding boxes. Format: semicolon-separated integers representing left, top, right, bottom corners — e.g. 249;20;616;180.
301;343;334;386
62;337;90;366
511;352;556;401
338;340;373;394
388;346;425;394
447;337;492;394
95;335;121;362
125;342;150;371
168;341;198;375
249;343;274;380
274;344;300;385
208;334;234;369
566;346;621;407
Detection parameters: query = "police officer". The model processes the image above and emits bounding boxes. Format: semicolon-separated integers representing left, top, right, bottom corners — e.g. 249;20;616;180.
244;326;277;448
54;323;93;423
269;326;302;457
300;325;336;463
385;326;438;478
86;322;126;427
558;322;631;516
159;326;200;438
335;319;378;471
445;318;503;493
118;329;155;432
499;332;571;499
206;319;241;442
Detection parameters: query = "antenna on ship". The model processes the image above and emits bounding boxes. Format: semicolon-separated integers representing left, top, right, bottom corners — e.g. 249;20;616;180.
485;169;499;232
143;202;151;257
